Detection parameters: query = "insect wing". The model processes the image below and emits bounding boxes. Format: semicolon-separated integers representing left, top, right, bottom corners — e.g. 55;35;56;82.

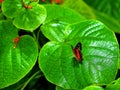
71;42;82;62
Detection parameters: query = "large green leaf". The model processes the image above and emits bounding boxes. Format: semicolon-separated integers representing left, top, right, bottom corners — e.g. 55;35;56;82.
62;0;96;19
2;0;22;18
39;20;119;89
2;0;46;31
0;21;38;89
93;10;120;33
41;5;85;42
84;0;120;23
83;0;120;33
62;0;120;33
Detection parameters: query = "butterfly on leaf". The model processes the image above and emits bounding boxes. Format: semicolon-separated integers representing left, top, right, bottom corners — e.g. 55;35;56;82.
71;42;82;62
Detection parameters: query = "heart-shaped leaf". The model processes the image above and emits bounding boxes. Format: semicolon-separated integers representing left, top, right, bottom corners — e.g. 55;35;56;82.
39;20;119;89
0;21;38;89
41;5;85;42
2;0;22;18
2;0;46;31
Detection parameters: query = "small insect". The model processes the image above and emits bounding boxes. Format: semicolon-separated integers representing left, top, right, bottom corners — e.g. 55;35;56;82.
0;0;4;3
42;0;46;2
13;36;22;48
55;0;62;4
24;5;32;9
71;42;82;62
50;0;63;4
21;0;32;9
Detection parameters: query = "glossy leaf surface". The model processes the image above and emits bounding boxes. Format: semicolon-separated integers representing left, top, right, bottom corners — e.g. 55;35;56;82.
2;0;46;31
0;21;38;89
41;5;85;42
62;0;120;33
39;20;119;89
83;85;104;90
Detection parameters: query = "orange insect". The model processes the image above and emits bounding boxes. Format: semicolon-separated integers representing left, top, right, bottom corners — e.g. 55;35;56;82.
13;36;22;48
0;0;4;3
24;5;32;9
55;0;62;4
50;0;63;4
42;0;46;2
71;42;82;62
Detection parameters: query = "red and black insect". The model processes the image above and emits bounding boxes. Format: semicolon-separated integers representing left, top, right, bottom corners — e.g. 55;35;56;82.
71;42;82;62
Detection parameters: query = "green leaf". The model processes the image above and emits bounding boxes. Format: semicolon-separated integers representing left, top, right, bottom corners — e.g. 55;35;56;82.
13;2;46;31
105;78;120;90
41;5;85;42
119;53;120;69
39;20;119;89
56;86;80;90
62;0;120;33
56;86;65;90
2;0;22;18
56;85;104;90
83;85;104;90
62;0;96;19
93;10;120;33
2;69;41;90
2;0;46;31
0;13;5;20
0;21;38;89
84;0;120;23
83;0;120;33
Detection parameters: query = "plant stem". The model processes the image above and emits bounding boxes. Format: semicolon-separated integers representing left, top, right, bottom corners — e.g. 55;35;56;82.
21;71;42;90
33;32;41;50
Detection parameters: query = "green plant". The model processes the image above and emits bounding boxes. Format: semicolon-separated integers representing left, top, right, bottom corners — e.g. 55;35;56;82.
0;0;120;90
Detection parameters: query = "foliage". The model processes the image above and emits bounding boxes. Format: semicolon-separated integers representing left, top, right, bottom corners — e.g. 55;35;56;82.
0;0;120;90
